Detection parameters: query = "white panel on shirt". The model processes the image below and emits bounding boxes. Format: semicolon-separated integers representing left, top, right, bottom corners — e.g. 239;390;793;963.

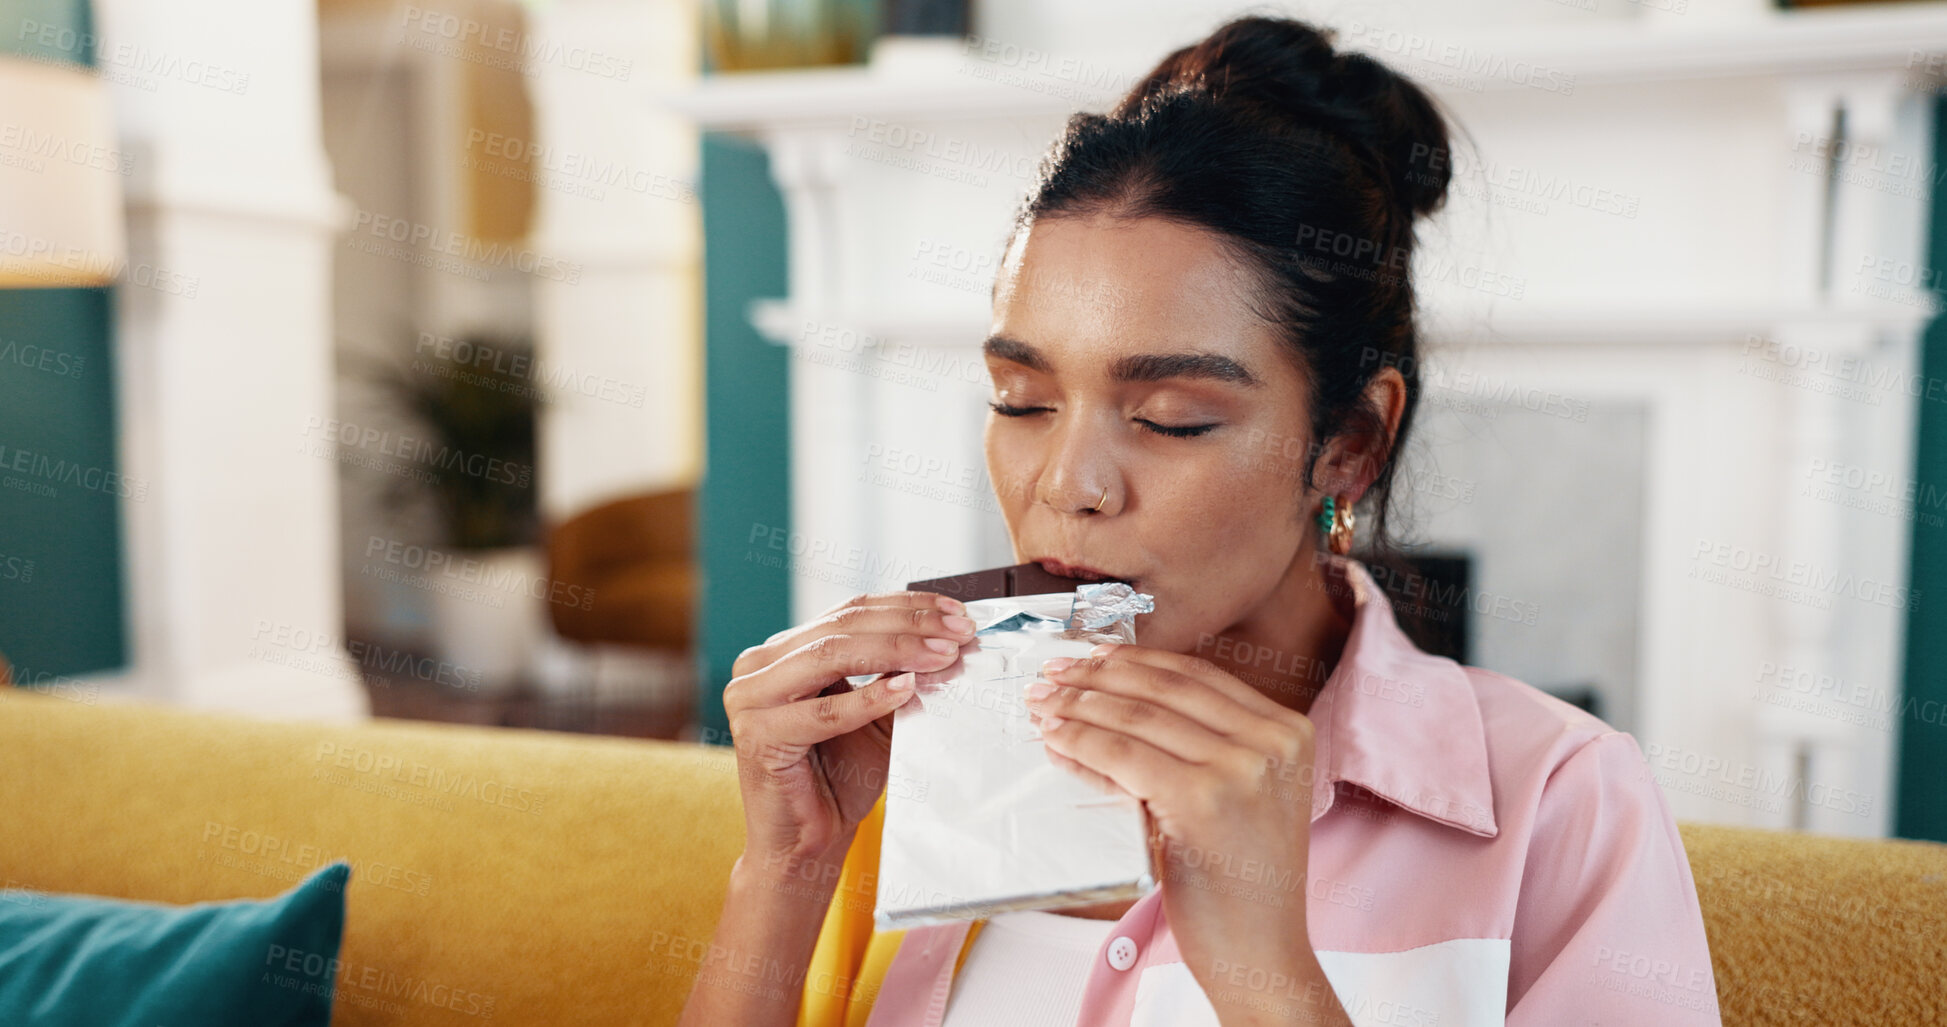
1131;938;1511;1027
941;910;1120;1027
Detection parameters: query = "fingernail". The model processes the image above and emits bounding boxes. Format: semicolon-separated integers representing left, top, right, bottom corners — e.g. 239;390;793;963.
1024;680;1056;701
942;614;976;634
887;672;916;692
935;596;967;616
1039;715;1065;733
1089;643;1120;657
924;637;959;655
1041;657;1075;675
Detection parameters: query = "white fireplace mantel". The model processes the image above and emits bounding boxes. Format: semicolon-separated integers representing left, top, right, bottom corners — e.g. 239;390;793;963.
665;6;1944;836
670;7;1947;129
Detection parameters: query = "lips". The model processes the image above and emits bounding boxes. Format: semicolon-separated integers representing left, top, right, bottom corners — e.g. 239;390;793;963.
1036;558;1126;585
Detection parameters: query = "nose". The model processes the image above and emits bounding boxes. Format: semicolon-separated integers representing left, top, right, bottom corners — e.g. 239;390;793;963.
1035;415;1118;516
1036;481;1110;515
1035;483;1109;514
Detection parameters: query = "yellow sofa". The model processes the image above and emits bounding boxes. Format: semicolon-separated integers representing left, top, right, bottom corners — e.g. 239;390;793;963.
2;687;1942;1026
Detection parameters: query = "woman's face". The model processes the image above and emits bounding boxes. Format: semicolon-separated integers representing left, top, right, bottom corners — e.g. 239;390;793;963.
983;214;1334;655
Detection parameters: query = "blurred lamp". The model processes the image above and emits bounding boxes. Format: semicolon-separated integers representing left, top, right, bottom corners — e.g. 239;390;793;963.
0;55;125;288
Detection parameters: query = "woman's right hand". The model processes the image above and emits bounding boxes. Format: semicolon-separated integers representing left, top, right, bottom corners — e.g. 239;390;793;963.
723;590;976;882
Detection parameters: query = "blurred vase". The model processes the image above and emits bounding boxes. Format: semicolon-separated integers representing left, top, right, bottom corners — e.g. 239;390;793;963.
704;0;874;71
882;0;969;36
427;545;549;695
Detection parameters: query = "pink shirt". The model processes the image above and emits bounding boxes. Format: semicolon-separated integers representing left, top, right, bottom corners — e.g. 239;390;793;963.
857;554;1722;1026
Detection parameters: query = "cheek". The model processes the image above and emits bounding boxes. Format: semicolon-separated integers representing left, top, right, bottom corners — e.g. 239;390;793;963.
984;428;1036;514
1154;443;1306;533
1138;446;1306;616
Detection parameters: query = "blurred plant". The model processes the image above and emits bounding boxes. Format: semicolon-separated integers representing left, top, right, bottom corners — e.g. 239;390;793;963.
359;332;541;551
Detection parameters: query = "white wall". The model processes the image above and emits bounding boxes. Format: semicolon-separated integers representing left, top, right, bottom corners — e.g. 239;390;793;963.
525;0;703;521
676;0;1943;835
88;0;367;720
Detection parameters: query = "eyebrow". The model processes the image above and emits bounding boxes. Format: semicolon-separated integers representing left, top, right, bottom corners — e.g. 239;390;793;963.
982;335;1263;387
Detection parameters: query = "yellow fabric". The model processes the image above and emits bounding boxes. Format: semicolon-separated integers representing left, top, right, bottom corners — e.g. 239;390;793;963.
1675;821;1947;1025
954;921;985;975
0;688;746;1026
797;793;985;1027
798;794;894;1027
6;688;1943;1026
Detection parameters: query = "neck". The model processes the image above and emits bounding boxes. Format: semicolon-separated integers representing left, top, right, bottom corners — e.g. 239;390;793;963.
1199;549;1355;717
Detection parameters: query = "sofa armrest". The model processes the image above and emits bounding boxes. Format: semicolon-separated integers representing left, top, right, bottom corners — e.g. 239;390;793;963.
1677;820;1947;1025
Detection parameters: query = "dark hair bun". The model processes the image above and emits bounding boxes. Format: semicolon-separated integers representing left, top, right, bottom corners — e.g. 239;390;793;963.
1114;16;1452;220
1022;14;1461;555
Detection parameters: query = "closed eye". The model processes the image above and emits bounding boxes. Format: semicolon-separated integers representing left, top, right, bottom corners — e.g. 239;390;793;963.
1136;419;1219;438
990;401;1219;438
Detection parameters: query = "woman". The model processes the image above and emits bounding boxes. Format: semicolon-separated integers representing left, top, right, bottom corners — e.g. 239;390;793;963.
681;15;1718;1027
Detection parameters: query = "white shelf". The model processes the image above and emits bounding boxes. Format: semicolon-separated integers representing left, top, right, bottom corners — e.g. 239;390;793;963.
662;4;1947;132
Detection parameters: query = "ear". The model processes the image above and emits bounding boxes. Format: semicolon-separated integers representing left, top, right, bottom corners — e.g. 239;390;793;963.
1313;367;1408;503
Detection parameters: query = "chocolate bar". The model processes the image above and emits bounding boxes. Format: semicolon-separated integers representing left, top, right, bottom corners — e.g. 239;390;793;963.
875;586;1156;929
907;561;1119;600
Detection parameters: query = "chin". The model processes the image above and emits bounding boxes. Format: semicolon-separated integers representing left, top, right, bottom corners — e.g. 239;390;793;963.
1129;613;1192;653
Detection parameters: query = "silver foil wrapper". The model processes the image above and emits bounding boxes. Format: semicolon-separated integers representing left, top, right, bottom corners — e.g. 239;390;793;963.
873;587;1159;930
1071;581;1156;631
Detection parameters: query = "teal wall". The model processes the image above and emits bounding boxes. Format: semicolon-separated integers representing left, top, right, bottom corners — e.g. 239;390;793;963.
3;0;93;65
694;135;792;743
0;0;128;684
1894;93;1947;842
0;291;127;682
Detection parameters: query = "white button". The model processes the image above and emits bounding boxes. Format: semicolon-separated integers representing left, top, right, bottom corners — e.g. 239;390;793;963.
1106;935;1139;971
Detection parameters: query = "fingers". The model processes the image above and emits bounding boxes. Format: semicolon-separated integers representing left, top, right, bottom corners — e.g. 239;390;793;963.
728;616;971;711
736;592;971;679
1033;646;1318;792
817;589;967;622
1036;652;1294;757
1040;742;1130;799
743;671;921;750
1024;677;1245;768
1036;714;1188;804
1066;644;1309;727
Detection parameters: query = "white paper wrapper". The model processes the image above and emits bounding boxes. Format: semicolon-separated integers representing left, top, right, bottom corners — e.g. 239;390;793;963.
873;588;1158;930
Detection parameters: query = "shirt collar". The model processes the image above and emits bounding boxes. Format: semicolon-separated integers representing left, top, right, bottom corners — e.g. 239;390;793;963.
1304;553;1499;839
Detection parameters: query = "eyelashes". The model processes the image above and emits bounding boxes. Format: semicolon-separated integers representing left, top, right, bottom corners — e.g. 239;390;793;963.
986;401;1220;438
1138;420;1219;438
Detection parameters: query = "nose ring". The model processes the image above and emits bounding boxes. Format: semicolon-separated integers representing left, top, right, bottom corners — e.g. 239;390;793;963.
1089;486;1108;513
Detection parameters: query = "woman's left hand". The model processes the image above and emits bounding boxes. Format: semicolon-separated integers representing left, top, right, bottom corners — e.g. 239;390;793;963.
1025;643;1352;1027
